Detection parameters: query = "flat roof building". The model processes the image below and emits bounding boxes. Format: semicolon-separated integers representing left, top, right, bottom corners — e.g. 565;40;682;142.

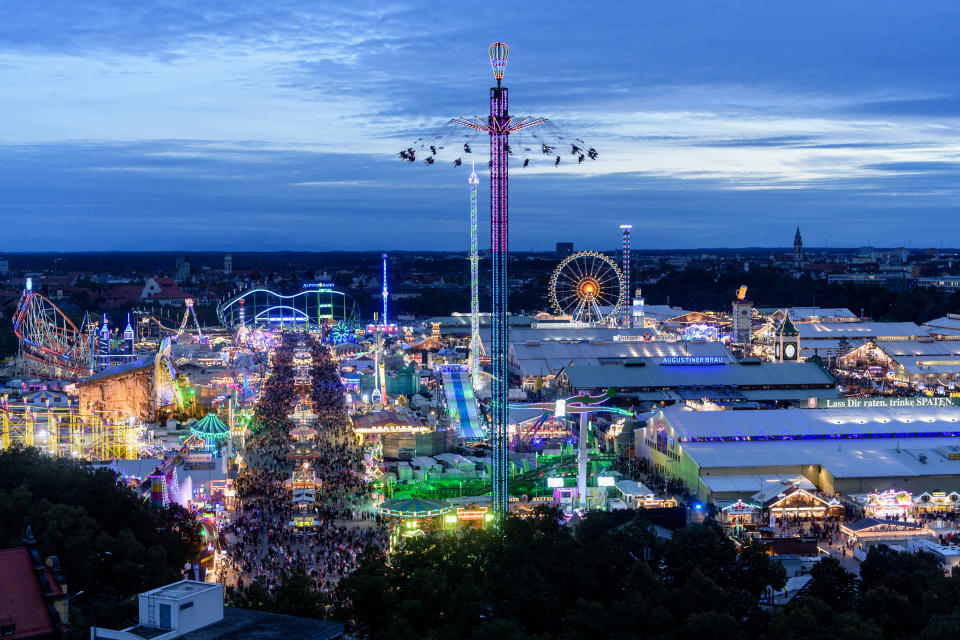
509;340;734;385
637;404;960;502
559;359;837;405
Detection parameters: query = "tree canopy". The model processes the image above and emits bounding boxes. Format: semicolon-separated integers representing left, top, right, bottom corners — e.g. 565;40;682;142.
337;508;960;640
0;447;202;633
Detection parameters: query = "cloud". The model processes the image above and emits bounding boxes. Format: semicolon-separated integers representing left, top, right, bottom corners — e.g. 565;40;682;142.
0;1;959;250
862;161;960;173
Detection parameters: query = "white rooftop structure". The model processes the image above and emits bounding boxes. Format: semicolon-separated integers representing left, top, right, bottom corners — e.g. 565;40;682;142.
761;307;858;322
662;404;960;441
797;322;928;341
510;340;733;379
873;340;960;357
480;326;665;353
642;304;693;322
699;474;816;499
655;405;960;481
92;581;223;640
923;315;960;338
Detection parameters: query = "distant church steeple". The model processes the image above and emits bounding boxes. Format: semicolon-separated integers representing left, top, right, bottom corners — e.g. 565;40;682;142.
793;227;803;266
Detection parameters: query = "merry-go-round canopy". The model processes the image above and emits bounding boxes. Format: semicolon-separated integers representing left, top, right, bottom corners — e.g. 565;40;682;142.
377;498;453;517
191;414;230;440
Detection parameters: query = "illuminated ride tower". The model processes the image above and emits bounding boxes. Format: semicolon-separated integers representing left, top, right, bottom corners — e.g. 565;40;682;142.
468;161;480;382
619;225;632;327
478;42;537;521
399;42;599;524
381;253;389;326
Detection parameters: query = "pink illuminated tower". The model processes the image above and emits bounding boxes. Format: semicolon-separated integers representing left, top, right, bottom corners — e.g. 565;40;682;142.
619;225;632;327
400;43;598;523
449;43;545;521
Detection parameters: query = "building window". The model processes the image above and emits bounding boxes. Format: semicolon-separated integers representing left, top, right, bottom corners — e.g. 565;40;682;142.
180;601;193;611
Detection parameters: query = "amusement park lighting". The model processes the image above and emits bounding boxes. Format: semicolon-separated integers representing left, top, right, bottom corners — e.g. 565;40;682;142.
488;42;508;85
444;514;458;524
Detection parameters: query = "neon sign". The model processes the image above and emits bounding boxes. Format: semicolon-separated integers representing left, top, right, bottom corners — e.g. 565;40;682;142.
660;356;724;366
302;282;336;289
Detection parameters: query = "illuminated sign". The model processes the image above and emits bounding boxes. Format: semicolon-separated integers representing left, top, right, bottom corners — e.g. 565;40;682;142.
302;282;336;289
597;476;615;487
660;356;724;366
547;477;564;488
555;398;566;418
806;396;960;409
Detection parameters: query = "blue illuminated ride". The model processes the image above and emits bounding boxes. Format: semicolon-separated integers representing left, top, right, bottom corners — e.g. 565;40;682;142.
216;284;361;332
330;321;356;344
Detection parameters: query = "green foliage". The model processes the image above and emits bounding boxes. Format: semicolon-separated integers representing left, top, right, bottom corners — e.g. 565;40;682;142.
338;513;790;640
859;544;944;604
338;514;960;640
807;556;859;611
0;447;202;626
229;568;329;619
644;265;960;323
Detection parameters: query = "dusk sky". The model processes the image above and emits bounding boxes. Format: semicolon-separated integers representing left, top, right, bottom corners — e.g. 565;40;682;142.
2;1;959;251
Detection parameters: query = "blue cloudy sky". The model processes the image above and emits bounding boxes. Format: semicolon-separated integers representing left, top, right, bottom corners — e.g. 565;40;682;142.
1;1;959;251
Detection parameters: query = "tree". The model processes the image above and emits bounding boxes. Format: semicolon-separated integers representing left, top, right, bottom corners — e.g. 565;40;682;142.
732;537;786;598
664;520;737;587
0;447;202;628
859;544;944;605
807;556;859;611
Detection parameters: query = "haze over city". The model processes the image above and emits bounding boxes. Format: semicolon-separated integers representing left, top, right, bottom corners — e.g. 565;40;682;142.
2;1;959;251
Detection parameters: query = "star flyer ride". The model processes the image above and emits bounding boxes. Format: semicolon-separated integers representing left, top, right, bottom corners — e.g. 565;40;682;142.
400;43;599;524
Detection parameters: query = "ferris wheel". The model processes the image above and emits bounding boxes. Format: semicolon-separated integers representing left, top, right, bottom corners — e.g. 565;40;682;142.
549;251;624;324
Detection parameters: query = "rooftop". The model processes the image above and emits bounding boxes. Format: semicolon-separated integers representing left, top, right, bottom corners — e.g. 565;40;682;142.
564;360;835;392
143;580;221;601
175;607;343;640
685;438;960;479
511;340;733;377
79;354;158;385
660;404;960;441
0;547;59;640
797;321;928;340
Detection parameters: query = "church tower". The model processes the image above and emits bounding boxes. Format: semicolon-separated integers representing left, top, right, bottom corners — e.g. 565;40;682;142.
776;312;800;362
793;227;803;266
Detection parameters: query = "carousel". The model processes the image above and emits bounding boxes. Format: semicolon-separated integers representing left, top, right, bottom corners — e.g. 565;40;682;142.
190;413;231;452
378;498;454;540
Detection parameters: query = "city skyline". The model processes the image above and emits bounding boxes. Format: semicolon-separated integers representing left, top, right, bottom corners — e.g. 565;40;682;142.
2;1;959;251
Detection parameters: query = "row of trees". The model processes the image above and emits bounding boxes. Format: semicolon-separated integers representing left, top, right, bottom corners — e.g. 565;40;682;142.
0;447;202;637
335;508;960;640
644;265;960;324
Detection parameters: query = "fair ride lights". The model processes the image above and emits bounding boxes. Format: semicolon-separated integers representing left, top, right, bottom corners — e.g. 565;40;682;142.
399;43;600;524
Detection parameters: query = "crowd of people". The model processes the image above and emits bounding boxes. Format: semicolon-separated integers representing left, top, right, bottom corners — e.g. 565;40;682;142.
218;332;387;603
613;454;692;500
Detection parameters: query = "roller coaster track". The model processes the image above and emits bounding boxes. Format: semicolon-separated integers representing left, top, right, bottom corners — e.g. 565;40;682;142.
12;290;92;377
